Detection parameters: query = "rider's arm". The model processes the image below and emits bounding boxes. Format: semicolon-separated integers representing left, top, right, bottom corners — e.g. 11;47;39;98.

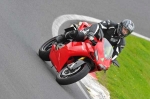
112;38;126;60
81;20;111;36
99;20;117;30
82;20;116;40
99;20;109;29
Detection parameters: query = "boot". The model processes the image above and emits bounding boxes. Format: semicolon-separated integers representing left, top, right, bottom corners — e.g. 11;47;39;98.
56;30;78;43
56;34;66;43
65;30;78;39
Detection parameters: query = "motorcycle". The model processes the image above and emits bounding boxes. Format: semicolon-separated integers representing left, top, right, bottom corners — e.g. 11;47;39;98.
39;22;117;85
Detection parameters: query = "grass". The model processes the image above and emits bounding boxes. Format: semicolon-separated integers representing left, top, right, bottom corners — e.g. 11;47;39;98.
96;35;150;99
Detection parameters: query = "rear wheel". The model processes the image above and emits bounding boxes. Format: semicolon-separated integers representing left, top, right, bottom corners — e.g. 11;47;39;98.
38;36;57;61
56;63;90;85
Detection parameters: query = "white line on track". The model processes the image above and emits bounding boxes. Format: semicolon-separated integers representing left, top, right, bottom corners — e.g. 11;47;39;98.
52;14;101;37
76;82;91;99
52;14;150;99
132;32;150;41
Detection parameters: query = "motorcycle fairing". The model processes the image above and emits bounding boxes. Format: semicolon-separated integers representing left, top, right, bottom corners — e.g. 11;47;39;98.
49;41;94;72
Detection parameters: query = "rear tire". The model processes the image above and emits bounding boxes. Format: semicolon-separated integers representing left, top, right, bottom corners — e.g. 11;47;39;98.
56;63;90;85
39;36;57;61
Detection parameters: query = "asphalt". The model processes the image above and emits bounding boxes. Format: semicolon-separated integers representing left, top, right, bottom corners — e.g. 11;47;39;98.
0;0;150;99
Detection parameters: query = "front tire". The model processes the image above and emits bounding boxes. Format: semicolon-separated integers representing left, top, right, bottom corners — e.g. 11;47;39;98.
56;63;90;85
39;36;57;61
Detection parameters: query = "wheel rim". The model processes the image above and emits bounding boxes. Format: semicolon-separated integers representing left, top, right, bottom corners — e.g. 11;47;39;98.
60;65;82;78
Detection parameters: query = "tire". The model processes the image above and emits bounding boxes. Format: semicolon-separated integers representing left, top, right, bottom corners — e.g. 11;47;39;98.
39;36;57;61
56;63;90;85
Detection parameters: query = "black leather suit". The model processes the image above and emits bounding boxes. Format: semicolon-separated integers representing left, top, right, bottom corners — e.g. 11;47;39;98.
62;20;125;60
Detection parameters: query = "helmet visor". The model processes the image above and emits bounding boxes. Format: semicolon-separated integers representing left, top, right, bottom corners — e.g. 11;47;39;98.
122;26;130;36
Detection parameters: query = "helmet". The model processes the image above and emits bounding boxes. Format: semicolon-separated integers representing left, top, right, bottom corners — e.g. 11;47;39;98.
118;19;135;38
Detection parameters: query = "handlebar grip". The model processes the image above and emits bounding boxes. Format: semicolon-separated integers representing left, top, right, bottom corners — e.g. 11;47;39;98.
88;35;97;46
91;40;97;46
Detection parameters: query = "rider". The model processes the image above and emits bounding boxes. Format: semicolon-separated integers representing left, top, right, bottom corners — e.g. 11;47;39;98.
56;19;135;63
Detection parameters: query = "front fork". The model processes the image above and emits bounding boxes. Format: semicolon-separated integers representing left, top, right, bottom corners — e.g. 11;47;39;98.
67;57;89;70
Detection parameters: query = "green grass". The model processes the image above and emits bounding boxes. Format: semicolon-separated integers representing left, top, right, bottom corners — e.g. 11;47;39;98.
96;35;150;99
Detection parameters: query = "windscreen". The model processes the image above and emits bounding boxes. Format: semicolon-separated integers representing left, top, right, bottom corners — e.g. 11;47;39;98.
103;38;114;59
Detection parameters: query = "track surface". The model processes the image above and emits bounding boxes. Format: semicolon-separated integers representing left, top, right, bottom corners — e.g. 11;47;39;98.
0;0;149;99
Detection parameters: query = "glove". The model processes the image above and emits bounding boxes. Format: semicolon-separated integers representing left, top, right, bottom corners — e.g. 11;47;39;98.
112;59;120;67
86;31;94;37
91;40;97;46
87;32;97;46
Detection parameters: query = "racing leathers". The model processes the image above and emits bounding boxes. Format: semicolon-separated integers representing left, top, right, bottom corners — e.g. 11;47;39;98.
57;20;125;61
99;20;125;61
79;20;125;61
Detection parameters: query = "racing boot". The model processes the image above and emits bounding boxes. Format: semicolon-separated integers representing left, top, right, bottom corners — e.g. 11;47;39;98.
56;34;66;43
65;30;78;38
56;30;78;43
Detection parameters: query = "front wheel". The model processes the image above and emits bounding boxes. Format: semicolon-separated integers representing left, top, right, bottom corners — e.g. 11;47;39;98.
56;63;90;85
38;36;57;61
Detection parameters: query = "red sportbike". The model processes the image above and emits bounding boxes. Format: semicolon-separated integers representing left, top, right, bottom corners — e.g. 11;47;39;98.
39;22;115;85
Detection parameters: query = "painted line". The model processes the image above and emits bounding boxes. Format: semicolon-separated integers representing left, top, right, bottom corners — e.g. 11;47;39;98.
52;14;101;37
132;32;150;41
52;14;150;99
76;82;91;99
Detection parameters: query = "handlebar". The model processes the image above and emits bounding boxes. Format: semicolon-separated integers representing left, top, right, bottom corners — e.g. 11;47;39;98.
88;35;97;46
